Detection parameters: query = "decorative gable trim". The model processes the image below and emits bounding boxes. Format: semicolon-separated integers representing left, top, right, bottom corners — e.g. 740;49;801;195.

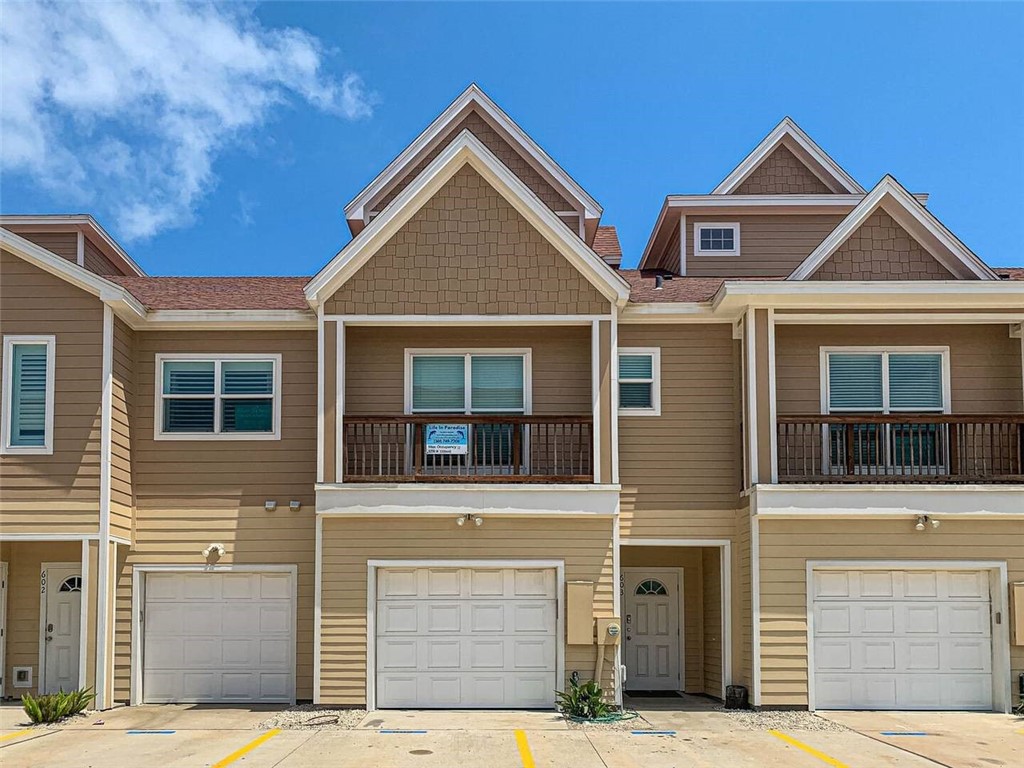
307;130;629;306
344;84;602;225
712;117;865;195
787;176;998;281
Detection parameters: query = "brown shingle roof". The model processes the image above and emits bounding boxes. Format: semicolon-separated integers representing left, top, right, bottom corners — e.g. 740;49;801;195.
995;267;1024;281
620;270;784;303
109;276;311;310
592;225;622;265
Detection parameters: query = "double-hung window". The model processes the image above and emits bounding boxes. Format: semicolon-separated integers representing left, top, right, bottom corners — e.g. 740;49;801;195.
618;348;661;416
156;354;281;439
2;336;56;454
824;348;948;473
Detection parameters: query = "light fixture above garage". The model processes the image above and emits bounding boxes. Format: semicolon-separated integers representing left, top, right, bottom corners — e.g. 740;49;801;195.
455;514;483;527
914;515;940;531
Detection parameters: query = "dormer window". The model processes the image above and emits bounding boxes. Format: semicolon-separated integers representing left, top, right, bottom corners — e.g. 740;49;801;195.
694;223;740;256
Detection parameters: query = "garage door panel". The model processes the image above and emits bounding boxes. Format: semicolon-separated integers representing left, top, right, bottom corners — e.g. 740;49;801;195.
811;568;993;711
376;566;557;708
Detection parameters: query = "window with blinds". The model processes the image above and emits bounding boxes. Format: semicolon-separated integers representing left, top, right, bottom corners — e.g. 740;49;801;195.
618;348;661;415
826;351;945;413
410;353;526;413
157;356;279;438
3;337;54;452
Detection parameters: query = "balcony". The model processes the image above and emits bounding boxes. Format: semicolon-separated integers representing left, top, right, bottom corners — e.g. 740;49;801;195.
342;415;593;483
776;414;1024;484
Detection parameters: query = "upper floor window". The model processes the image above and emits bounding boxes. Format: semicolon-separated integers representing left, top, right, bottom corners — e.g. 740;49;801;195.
824;348;948;413
2;335;56;454
407;351;529;414
618;348;661;416
694;223;740;256
155;354;281;440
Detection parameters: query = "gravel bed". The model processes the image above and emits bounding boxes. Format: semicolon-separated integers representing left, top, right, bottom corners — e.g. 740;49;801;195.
712;707;848;732
563;711;652;731
257;704;367;730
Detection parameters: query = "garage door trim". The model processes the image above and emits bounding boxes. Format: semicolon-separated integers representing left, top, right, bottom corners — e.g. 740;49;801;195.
366;559;565;711
805;560;1010;713
130;564;298;706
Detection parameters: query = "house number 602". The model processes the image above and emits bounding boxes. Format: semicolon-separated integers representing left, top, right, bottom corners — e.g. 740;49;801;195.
40;571;47;594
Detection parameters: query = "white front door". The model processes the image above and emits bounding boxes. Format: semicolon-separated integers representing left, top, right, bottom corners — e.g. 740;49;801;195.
622;569;681;691
42;564;82;693
375;566;557;708
812;568;993;710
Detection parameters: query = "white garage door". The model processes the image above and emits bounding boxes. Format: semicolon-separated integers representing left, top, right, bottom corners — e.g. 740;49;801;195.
376;566;557;708
812;569;992;710
143;571;294;703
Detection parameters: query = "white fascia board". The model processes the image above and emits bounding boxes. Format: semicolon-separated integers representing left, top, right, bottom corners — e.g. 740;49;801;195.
0;227;147;320
0;214;145;276
619;303;726;322
308;130;629;306
315;483;620;517
344;84;601;222
712;117;865;195
752;484;1024;519
140;309;316;330
787;176;998;281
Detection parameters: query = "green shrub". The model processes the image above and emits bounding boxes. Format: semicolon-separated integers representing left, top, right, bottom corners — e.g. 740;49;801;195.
21;687;95;724
555;672;612;720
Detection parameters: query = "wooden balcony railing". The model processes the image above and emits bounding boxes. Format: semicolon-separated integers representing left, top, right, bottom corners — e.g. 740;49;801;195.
342;415;593;483
777;414;1024;484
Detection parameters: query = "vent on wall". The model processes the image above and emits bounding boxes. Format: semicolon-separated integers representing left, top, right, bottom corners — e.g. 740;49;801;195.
13;666;33;688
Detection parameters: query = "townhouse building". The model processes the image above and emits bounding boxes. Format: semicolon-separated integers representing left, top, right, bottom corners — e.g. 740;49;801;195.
1;85;1022;713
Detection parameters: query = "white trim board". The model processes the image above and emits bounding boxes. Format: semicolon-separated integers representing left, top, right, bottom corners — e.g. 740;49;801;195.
788;175;997;281
364;558;565;711
344;84;601;223
750;484;1024;519
306;130;629;306
129;564;299;707
804;560;1011;713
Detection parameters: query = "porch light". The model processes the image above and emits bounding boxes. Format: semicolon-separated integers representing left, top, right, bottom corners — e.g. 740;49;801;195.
201;543;225;558
289;500;302;511
264;500;277;511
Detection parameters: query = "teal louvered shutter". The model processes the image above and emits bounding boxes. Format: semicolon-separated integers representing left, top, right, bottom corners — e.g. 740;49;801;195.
619;353;654;409
10;343;49;446
888;354;943;410
470;356;524;412
827;354;883;411
222;361;274;432
162;361;215;432
412;356;465;412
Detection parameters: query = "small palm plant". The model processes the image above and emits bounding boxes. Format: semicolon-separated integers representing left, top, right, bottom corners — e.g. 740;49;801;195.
555;672;612;720
21;687;95;724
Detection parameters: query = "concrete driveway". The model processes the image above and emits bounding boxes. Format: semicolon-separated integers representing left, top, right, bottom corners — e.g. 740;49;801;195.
2;704;1021;768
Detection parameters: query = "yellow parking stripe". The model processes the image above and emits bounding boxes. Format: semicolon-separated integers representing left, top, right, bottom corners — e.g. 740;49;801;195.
0;730;34;743
514;729;536;768
211;729;281;768
769;730;849;768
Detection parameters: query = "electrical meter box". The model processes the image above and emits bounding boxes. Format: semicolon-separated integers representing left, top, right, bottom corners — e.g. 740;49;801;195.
596;617;622;646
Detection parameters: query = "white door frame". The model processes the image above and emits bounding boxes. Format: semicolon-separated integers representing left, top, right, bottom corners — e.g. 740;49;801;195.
130;564;298;706
805;560;1011;713
0;562;7;698
365;559;565;711
622;567;684;692
38;561;81;694
619;539;733;699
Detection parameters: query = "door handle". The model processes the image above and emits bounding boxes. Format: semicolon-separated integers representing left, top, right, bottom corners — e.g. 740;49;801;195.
45;636;53;642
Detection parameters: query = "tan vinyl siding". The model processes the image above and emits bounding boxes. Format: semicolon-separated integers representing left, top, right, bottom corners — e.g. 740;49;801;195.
83;239;120;275
757;518;1024;708
649;220;681;274
0;541;82;696
112;330;317;701
344;326;592;417
319;517;615;705
684;214;844;278
0;250;102;534
810;208;963;280
325;167;608;316
618;324;742;538
775;324;1024;416
110;319;134;540
4;230;78;263
369;108;575;213
733;145;832;195
734;504;753;689
702;546;723;696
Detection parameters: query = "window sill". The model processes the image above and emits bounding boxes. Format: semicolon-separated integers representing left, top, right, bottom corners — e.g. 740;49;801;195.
619;408;661;417
153;432;281;441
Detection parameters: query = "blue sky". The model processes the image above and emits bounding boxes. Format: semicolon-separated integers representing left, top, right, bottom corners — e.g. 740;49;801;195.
3;2;1022;275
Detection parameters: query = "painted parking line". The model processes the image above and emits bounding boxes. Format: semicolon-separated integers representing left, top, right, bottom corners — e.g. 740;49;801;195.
514;729;536;768
879;731;928;737
127;730;176;735
210;729;281;768
632;730;676;736
379;729;428;734
0;729;35;743
769;730;849;768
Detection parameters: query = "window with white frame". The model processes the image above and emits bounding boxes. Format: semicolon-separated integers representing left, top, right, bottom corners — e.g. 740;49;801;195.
408;351;529;414
618;348;661;415
2;335;56;454
156;354;281;439
693;223;740;256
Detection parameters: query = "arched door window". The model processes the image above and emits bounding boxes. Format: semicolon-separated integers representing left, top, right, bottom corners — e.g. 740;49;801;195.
59;576;82;592
635;579;668;596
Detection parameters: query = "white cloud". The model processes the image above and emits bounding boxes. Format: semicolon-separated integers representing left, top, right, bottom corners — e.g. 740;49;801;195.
0;2;376;240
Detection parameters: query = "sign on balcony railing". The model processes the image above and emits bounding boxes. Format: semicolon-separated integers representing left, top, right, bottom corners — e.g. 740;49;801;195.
425;424;469;455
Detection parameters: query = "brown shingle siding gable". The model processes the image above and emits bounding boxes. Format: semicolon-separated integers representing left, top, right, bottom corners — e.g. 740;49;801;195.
809;209;959;280
325;166;608;315
733;145;832;195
